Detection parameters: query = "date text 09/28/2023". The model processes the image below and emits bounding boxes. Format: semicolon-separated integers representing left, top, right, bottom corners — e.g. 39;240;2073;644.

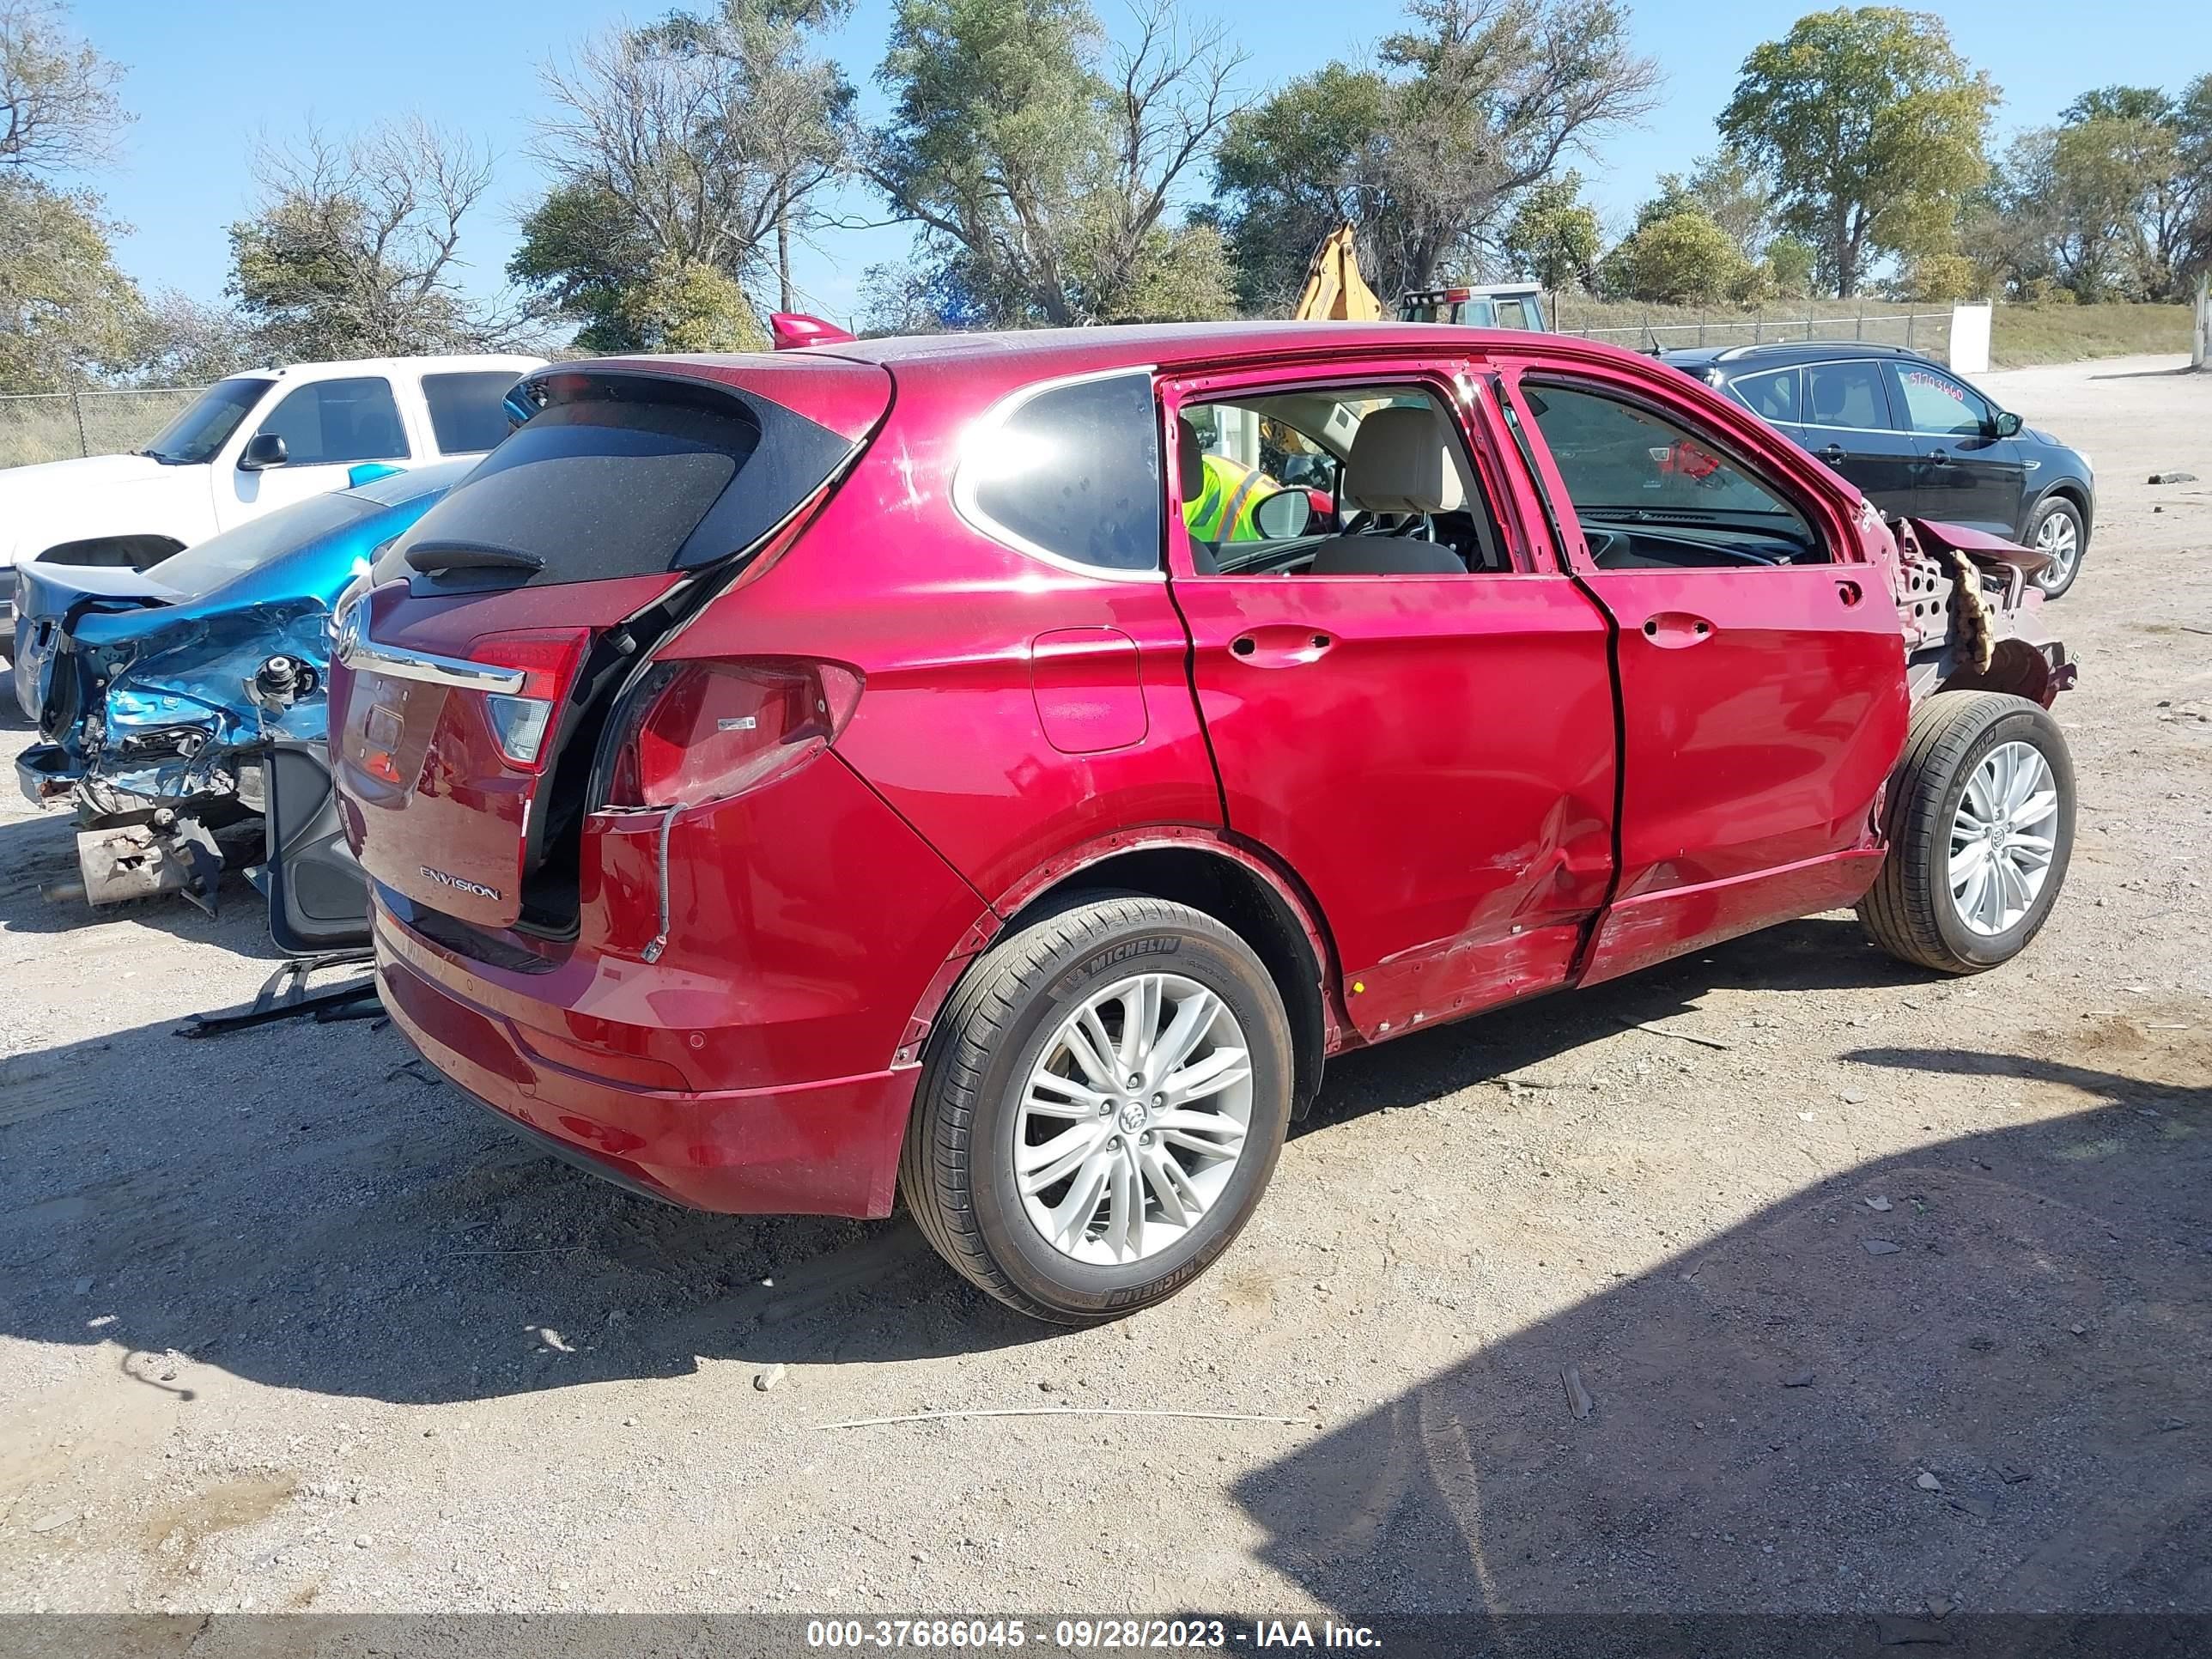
803;1618;1383;1649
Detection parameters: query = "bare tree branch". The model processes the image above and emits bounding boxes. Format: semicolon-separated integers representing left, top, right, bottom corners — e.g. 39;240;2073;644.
0;0;127;178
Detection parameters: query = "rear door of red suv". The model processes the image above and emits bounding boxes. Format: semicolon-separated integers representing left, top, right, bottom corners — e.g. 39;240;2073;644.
1490;349;1910;982
327;359;890;933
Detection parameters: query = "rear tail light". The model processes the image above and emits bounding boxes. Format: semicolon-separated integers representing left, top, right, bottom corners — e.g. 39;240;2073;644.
600;659;861;809
467;628;591;769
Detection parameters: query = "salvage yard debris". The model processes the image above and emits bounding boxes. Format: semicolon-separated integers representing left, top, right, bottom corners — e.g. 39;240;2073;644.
1562;1365;1595;1420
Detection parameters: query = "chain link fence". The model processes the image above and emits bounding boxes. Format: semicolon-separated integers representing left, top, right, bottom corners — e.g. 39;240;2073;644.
0;386;206;471
1546;301;1954;362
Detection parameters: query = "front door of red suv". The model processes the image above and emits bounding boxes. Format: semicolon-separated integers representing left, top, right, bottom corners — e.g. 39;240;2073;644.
1492;356;1911;984
1162;361;1618;1042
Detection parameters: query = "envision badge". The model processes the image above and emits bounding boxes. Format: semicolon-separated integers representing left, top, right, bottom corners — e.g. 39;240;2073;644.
421;866;501;902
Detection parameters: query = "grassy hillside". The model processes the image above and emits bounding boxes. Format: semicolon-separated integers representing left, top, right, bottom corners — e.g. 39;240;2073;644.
1990;303;2193;368
1540;293;2194;369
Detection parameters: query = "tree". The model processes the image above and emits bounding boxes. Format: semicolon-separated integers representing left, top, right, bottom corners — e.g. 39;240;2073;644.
517;0;855;342
1597;207;1753;304
1718;8;1996;297
1897;250;1981;301
0;173;139;389
131;289;261;384
859;258;984;333
869;0;1243;327
1502;169;1600;289
2053;81;2207;300
1974;80;2212;302
1679;149;1775;262
0;0;125;176
617;252;769;350
228;118;532;360
0;2;145;392
2182;76;2212;290
1209;0;1657;309
1103;217;1236;319
509;179;659;353
1207;64;1389;311
1765;234;1817;297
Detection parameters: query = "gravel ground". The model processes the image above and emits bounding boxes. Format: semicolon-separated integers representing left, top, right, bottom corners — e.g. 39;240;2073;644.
1;355;2208;1622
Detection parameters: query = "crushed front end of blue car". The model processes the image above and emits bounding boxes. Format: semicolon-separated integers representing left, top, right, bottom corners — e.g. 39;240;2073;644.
17;463;468;910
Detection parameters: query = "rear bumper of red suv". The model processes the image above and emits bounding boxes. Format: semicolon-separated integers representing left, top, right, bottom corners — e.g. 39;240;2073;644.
375;915;919;1218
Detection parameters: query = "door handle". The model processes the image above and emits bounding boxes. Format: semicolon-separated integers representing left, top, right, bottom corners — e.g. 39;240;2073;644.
1639;612;1714;649
1230;627;1334;667
1929;448;1952;466
1819;443;1846;464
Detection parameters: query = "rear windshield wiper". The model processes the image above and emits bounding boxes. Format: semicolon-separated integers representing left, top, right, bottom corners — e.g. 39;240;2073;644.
404;538;545;575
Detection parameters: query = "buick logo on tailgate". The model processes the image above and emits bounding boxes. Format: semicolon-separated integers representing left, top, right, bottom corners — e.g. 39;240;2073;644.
422;866;501;902
333;596;364;663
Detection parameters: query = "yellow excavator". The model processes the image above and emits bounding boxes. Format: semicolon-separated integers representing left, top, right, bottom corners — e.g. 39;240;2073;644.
1290;224;1385;322
1291;224;1550;329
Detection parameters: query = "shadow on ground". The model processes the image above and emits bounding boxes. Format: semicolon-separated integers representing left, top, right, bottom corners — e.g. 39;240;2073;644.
0;908;1943;1403
1237;1042;2212;1614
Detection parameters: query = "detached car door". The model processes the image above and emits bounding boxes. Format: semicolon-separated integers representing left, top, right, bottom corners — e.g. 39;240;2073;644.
1163;359;1618;1039
1494;356;1909;984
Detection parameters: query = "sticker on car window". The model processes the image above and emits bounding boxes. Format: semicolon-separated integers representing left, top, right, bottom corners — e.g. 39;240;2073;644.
1902;369;1966;403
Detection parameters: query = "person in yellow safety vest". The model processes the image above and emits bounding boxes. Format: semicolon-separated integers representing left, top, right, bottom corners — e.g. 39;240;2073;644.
1182;449;1282;543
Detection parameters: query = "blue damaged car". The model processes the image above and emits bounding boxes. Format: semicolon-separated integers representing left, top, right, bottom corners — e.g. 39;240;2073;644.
16;461;471;924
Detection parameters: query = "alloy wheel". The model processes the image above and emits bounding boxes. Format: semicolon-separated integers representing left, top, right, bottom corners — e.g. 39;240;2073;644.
1012;972;1253;1265
2033;512;2080;590
1948;739;2060;936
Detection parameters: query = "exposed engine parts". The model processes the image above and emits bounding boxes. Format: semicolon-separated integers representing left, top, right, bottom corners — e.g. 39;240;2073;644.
253;653;319;710
1890;516;2077;707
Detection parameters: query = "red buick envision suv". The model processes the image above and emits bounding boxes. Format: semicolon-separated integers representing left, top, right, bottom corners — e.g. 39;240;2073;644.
327;322;2075;1322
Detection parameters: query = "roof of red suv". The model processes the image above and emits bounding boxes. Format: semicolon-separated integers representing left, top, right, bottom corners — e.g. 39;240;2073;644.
627;321;1653;385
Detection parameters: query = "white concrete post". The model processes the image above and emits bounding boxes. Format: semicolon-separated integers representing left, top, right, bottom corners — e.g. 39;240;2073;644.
2194;274;2208;370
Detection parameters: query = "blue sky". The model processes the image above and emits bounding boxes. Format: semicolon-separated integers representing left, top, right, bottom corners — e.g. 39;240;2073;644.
82;0;2191;331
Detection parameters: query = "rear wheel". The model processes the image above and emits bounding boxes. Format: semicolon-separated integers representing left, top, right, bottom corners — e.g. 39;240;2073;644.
1857;691;2075;973
2027;496;2086;599
901;895;1293;1324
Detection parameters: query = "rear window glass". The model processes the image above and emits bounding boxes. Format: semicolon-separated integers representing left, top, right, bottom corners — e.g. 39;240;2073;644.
147;492;379;596
963;373;1162;572
422;371;523;454
386;401;751;587
1731;368;1800;424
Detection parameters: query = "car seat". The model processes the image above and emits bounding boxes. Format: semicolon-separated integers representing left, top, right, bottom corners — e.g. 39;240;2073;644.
1304;405;1474;575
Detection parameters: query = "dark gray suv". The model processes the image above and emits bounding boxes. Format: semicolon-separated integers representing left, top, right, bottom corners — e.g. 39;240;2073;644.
1664;343;2096;598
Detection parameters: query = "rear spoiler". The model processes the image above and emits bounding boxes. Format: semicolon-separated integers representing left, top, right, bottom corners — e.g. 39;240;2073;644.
770;313;858;350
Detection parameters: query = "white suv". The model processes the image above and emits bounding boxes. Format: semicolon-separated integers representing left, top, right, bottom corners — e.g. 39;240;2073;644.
0;354;544;639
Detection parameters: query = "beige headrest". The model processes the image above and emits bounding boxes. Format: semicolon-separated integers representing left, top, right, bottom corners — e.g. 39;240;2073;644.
1343;404;1469;514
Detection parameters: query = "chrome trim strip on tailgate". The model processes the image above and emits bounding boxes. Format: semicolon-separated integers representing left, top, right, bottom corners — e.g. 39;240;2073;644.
332;599;526;695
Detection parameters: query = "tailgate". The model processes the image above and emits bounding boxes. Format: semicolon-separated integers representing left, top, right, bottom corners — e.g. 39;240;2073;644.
330;356;890;931
335;576;675;928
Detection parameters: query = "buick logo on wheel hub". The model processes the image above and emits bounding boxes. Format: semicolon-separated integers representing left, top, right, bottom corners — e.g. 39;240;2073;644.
1117;1100;1148;1134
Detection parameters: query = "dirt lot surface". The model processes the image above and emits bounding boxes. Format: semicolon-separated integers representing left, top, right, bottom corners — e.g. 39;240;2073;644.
2;356;2209;1624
